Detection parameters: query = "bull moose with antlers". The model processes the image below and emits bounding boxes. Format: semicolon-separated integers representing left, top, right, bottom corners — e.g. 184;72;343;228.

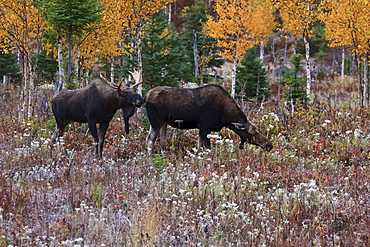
51;71;144;157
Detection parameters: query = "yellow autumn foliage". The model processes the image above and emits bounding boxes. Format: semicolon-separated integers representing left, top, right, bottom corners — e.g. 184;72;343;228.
318;0;370;56
78;0;173;70
0;0;43;54
271;0;318;39
204;0;274;62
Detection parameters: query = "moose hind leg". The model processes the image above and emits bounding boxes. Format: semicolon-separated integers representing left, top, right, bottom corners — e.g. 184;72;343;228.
146;126;159;155
158;123;168;153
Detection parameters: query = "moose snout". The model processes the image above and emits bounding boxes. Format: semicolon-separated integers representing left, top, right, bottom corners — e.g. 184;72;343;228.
134;98;144;107
265;142;273;152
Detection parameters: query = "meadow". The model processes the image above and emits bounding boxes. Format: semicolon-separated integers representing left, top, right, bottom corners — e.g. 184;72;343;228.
0;79;369;246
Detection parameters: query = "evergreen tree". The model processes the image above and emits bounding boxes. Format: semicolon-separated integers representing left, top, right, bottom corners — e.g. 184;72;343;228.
236;47;270;100
35;0;103;83
34;50;58;83
280;54;307;104
142;10;191;88
0;47;21;83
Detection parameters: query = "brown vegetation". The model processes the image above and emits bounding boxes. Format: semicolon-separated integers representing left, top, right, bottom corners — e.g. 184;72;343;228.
0;80;369;246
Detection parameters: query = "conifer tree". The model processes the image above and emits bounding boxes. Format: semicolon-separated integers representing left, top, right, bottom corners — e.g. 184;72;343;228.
0;47;21;83
36;0;103;86
142;10;191;88
236;47;270;100
280;54;307;104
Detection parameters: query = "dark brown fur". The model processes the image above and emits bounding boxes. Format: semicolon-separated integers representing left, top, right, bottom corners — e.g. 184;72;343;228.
144;84;272;155
51;78;144;157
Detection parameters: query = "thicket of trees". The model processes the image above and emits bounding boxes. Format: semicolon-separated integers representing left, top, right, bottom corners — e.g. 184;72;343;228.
0;0;369;119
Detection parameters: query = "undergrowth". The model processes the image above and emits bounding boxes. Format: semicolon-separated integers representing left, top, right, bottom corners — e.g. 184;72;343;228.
0;83;369;246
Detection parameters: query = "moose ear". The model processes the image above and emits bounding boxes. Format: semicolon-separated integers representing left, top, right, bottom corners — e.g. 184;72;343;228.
231;122;246;130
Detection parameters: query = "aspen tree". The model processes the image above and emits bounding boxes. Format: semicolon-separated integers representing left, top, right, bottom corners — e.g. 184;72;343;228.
318;0;370;105
204;0;274;98
0;0;44;119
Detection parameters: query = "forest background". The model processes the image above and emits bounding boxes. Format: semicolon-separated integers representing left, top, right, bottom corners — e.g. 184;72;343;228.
0;0;370;246
0;0;369;116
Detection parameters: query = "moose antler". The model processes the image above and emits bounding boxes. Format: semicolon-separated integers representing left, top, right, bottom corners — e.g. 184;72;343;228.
129;69;143;88
100;74;122;90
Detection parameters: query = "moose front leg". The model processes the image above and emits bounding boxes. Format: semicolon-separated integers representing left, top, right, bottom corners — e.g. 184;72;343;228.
97;122;109;157
51;126;61;143
198;129;211;150
51;120;68;143
239;138;246;149
146;126;159;155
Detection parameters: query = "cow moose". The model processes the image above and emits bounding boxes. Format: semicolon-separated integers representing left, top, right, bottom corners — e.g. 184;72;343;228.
51;71;144;157
144;84;273;155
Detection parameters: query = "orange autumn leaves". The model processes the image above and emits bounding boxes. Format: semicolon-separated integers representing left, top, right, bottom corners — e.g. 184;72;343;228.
204;0;275;63
0;0;173;70
318;0;370;56
77;0;175;70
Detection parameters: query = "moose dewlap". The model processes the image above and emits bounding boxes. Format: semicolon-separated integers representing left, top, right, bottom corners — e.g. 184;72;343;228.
144;84;273;155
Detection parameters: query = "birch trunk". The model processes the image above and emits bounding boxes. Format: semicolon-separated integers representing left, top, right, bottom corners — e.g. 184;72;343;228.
67;33;73;83
193;31;201;85
27;59;35;119
259;40;264;62
303;36;312;96
21;54;28;119
231;56;237;98
364;55;369;106
168;3;171;25
136;21;143;96
341;47;345;80
354;53;363;106
57;35;65;91
74;45;80;85
271;37;276;66
110;56;115;83
2;75;8;84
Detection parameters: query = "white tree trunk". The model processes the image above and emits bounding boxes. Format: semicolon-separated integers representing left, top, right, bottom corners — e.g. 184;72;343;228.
303;36;311;96
22;56;28;119
57;35;65;91
231;56;237;98
168;3;172;25
27;60;35;119
260;40;264;62
364;56;369;106
193;31;200;77
136;22;143;96
271;37;276;65
74;45;80;85
110;56;115;83
2;75;8;84
341;47;345;80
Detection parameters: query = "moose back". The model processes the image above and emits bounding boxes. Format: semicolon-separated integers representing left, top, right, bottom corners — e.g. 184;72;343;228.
144;84;273;155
